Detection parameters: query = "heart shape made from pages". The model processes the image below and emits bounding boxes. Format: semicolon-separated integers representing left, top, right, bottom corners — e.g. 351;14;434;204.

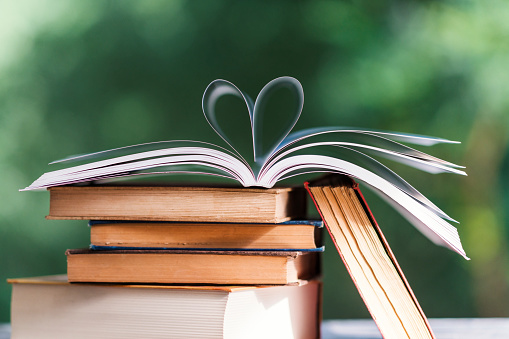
202;76;304;165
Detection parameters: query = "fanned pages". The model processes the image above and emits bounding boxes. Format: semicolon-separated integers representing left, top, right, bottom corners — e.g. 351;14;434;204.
22;76;467;259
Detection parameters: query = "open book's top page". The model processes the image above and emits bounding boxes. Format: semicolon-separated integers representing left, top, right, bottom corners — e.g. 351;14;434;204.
22;76;468;259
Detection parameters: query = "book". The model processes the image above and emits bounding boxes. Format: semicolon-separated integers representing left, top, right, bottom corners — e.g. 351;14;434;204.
65;248;320;285
22;76;467;258
9;275;321;339
305;175;435;339
88;220;323;251
47;185;306;223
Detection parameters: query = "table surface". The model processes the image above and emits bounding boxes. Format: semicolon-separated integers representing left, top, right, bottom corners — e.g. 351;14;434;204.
321;318;509;339
2;318;509;338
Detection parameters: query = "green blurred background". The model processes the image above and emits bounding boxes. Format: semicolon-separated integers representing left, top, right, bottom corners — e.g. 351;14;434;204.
1;0;509;322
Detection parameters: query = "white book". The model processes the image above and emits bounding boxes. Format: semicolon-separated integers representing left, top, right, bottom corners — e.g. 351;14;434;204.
9;275;321;339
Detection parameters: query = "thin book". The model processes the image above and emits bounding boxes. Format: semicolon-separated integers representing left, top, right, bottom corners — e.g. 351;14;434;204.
65;248;320;285
88;220;323;251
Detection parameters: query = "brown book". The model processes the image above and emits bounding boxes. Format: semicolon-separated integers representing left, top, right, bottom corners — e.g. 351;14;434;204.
9;275;321;339
47;185;306;223
66;249;320;285
305;175;435;339
89;220;322;250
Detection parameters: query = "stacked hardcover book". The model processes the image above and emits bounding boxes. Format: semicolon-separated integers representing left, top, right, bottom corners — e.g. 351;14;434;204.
9;184;323;339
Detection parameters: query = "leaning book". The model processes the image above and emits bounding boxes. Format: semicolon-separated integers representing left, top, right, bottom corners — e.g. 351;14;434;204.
306;175;435;339
9;275;321;339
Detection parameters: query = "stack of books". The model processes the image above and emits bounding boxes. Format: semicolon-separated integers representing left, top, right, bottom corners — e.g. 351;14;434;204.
12;76;468;338
9;185;323;339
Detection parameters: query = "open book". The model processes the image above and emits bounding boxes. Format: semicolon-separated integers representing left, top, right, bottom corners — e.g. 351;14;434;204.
22;76;467;259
